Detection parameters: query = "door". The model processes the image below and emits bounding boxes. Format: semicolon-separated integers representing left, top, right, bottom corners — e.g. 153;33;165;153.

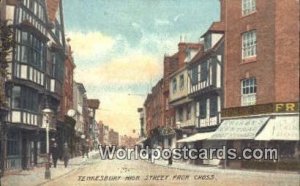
22;136;28;170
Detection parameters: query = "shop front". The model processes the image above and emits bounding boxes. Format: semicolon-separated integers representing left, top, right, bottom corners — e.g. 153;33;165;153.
209;113;300;170
5;125;39;171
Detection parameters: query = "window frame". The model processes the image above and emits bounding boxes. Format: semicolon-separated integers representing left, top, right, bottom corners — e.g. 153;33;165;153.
179;74;184;90
172;78;177;93
242;30;257;59
242;0;256;16
241;78;257;106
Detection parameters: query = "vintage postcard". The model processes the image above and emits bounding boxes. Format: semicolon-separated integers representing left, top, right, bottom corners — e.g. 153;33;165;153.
0;0;299;186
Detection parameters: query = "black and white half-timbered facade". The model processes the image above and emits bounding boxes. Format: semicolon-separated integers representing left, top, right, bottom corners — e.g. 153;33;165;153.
176;23;225;166
188;28;224;130
2;0;65;171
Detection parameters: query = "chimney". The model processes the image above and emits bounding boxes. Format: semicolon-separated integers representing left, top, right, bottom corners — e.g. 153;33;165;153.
219;0;226;22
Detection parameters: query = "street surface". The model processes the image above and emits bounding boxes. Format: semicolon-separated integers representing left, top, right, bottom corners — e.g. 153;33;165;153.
40;153;299;186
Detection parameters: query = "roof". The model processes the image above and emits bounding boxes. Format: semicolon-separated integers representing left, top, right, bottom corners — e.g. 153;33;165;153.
201;21;225;38
46;0;60;22
189;36;224;66
75;82;86;93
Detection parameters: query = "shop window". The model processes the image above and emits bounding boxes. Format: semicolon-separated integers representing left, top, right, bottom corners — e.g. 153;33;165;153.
7;131;20;156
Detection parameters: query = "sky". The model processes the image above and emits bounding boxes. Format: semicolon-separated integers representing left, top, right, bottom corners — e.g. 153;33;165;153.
62;0;220;137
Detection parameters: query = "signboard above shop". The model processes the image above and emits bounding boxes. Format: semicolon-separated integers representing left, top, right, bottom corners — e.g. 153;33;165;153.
222;102;299;118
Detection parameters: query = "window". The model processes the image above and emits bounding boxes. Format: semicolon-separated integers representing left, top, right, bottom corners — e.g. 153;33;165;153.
186;104;191;120
191;67;198;85
178;107;183;122
242;0;256;16
199;99;206;119
210;96;218;117
11;86;39;112
242;30;256;59
16;30;44;70
172;78;177;93
204;33;212;50
179;74;184;89
241;78;257;106
7;131;20;156
12;86;21;108
200;61;208;82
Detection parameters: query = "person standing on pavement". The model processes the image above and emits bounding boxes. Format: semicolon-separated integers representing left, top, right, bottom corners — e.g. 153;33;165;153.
51;143;59;168
62;143;70;168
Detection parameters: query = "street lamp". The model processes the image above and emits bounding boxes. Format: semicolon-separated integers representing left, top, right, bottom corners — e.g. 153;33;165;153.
42;108;53;180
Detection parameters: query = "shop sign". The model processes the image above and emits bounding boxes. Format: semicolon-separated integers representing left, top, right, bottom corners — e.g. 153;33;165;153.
222;102;299;117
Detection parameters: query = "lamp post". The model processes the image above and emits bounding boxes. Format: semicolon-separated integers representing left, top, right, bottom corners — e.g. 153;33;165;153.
42;108;53;180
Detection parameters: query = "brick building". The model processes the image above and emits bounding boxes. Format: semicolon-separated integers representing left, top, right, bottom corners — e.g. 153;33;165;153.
163;42;201;128
56;38;77;157
144;79;164;137
108;129;119;146
210;0;299;168
119;135;138;148
97;121;109;145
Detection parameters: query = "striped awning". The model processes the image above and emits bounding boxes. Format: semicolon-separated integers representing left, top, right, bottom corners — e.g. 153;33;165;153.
209;117;270;140
177;132;215;143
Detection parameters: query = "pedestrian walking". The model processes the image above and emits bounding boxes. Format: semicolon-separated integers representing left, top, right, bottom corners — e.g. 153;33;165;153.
85;144;89;158
81;144;85;158
62;143;70;168
51;143;59;168
168;152;173;165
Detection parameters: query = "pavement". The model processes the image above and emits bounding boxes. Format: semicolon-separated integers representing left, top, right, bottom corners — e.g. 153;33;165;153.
150;158;300;176
1;150;99;186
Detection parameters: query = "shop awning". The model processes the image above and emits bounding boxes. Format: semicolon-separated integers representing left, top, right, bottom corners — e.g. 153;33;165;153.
177;132;215;143
209;117;270;140
255;115;299;141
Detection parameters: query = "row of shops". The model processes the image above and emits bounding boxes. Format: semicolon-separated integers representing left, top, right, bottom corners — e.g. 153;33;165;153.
138;111;299;170
0;112;93;174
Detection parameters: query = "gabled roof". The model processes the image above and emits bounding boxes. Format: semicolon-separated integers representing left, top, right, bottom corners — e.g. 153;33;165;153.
189;36;225;66
201;21;225;38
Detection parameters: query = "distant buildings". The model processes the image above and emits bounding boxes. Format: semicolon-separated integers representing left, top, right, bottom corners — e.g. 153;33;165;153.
109;129;119;146
97;121;119;146
120;135;138;148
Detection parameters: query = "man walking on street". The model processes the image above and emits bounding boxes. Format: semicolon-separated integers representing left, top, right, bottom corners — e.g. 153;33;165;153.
51;143;59;168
